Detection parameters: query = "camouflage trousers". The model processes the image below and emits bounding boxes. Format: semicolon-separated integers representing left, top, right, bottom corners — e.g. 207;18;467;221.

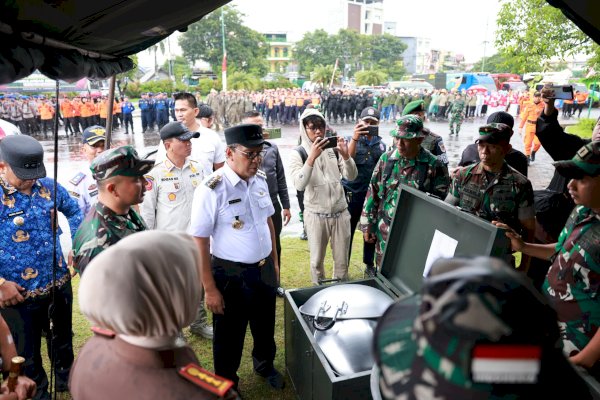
449;113;464;135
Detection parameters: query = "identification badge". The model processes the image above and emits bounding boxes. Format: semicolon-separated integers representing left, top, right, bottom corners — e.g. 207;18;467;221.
232;217;244;230
178;364;234;397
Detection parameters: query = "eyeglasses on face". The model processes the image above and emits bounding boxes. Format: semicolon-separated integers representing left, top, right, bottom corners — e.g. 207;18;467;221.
306;125;325;132
234;148;266;160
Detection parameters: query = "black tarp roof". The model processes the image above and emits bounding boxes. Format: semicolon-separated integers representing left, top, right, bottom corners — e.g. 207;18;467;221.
547;0;600;46
0;0;230;84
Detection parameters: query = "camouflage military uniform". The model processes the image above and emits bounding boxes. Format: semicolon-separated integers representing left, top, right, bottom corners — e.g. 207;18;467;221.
544;205;600;356
360;147;449;267
72;202;146;274
449;97;465;135
446;161;535;233
71;145;153;274
421;127;448;164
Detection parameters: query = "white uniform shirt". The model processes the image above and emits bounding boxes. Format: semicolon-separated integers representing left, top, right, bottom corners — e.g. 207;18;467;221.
155;122;226;177
189;163;274;263
63;167;98;217
140;157;204;231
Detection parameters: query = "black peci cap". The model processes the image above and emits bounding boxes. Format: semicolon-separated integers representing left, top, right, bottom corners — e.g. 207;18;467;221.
225;124;265;147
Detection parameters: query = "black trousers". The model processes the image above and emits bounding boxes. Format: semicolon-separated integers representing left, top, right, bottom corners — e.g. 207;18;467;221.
123;113;134;132
346;190;375;267
1;283;73;400
272;200;283;265
212;256;277;385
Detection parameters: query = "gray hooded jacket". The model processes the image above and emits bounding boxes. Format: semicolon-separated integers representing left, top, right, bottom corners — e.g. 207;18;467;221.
289;108;357;214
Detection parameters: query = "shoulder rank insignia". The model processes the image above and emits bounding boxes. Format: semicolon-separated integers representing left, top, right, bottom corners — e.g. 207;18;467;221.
256;169;267;179
205;174;222;189
90;326;116;338
69;172;86;186
178;364;234;397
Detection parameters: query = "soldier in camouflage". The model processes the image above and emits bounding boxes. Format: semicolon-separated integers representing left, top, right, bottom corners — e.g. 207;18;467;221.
448;93;466;135
374;257;589;400
361;115;449;268
446;123;536;270
402;99;449;165
72;145;154;274
498;141;600;373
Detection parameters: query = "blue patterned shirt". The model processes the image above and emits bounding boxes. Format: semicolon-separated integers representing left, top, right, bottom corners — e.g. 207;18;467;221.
0;177;82;298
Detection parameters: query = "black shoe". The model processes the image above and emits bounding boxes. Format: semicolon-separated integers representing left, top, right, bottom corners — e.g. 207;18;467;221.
531;150;536;162
257;368;285;390
527;155;531;166
364;265;376;278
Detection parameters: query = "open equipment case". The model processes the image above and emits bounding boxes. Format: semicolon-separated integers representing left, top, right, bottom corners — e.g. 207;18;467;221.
284;185;511;400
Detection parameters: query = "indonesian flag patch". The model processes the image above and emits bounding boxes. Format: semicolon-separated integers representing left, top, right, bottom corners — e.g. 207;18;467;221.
471;344;541;384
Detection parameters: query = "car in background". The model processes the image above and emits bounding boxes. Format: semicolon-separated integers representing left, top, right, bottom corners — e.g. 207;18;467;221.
0;119;21;139
501;79;528;92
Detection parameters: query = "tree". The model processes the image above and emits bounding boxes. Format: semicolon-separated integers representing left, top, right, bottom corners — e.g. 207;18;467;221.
364;34;407;74
162;56;192;83
355;70;387;86
495;0;592;74
148;41;166;73
179;6;268;76
293;30;338;75
228;71;259;90
311;64;341;86
116;54;139;96
470;53;509;73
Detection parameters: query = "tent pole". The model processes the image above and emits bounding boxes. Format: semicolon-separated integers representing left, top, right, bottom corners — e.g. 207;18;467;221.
105;76;116;149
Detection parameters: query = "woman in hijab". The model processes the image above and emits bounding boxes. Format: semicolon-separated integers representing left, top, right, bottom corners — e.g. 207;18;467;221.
69;231;237;399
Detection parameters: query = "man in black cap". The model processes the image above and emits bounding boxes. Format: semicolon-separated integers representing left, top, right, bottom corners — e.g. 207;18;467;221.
458;111;529;177
0;135;82;399
344;106;387;275
72;145;154;274
64;125;106;216
189;124;284;391
446;123;536;270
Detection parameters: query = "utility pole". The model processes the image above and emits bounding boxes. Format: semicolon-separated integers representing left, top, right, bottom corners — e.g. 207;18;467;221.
482;18;489;72
221;8;227;91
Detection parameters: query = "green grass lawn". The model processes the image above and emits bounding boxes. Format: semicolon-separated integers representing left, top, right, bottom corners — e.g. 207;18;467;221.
565;118;596;138
43;235;368;399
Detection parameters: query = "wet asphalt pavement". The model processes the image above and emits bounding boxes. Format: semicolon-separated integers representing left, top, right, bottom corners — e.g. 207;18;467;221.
40;108;599;246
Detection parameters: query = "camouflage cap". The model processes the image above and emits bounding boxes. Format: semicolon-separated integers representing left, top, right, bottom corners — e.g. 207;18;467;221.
554;141;600;179
401;100;425;116
394;115;424;139
476;123;512;144
90;145;154;181
373;257;583;400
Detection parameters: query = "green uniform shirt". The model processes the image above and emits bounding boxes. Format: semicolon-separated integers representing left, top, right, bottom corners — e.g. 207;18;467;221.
72;202;146;274
361;147;449;266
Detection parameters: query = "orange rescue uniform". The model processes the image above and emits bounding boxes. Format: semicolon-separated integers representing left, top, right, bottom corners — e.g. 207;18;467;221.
519;100;544;156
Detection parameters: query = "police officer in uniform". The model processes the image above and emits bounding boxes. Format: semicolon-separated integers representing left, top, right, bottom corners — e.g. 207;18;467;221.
138;93;150;133
189;124;284;391
64;126;106;217
121;97;135;134
72;145;154;274
0;135;82;399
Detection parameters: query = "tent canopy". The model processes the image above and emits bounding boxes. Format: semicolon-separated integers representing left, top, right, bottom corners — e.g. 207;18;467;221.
0;0;230;84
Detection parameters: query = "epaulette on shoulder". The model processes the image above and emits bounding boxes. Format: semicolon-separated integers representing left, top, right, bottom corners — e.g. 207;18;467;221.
69;172;86;186
178;364;234;397
256;169;267;179
205;174;222;190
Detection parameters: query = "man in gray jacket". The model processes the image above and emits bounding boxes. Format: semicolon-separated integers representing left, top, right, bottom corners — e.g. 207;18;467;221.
289;109;358;284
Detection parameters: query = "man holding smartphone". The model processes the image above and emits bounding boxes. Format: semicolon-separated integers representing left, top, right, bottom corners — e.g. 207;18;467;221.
343;107;387;276
289;109;357;285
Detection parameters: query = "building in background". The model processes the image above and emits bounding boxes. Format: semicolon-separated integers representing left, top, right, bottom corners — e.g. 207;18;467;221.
346;0;384;35
397;36;431;74
264;32;297;74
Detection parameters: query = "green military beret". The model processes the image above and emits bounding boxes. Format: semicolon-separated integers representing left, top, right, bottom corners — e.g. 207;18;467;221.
90;145;154;181
402;100;425;116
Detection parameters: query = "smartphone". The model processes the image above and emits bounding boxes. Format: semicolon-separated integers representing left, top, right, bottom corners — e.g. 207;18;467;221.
548;85;574;100
322;136;338;149
367;126;379;136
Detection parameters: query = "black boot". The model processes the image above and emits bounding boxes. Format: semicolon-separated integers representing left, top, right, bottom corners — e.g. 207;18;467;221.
531;150;536;162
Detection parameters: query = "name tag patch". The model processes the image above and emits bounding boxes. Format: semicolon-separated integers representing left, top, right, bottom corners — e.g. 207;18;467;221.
178;364;234;397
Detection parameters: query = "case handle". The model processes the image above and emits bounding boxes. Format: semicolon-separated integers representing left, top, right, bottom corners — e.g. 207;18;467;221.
313;301;348;331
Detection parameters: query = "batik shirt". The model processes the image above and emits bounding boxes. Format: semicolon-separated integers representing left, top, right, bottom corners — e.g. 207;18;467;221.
446;162;534;233
361;147;449;266
0;177;82;298
544;206;600;356
72;202;146;274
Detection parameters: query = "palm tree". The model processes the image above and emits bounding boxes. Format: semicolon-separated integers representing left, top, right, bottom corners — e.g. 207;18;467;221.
355;70;387;86
311;64;340;86
148;40;166;73
229;72;258;90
